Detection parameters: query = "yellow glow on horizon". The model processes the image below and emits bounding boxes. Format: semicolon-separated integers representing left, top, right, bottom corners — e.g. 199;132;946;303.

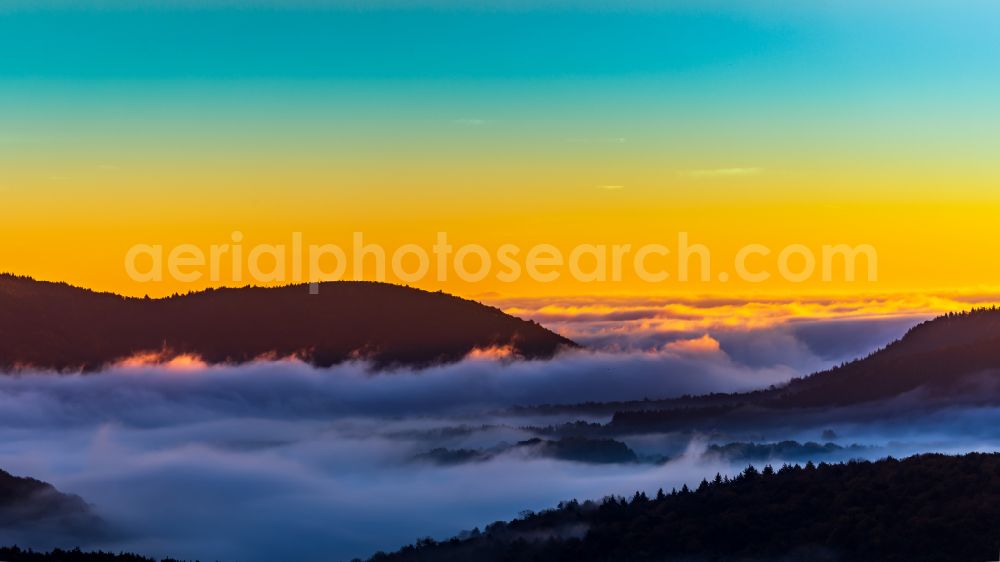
3;195;1000;301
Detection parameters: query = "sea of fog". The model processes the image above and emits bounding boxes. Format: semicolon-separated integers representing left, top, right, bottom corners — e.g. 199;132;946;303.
5;315;996;562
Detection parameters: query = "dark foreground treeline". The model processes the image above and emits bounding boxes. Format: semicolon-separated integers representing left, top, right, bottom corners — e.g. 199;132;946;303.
365;452;1000;562
0;547;185;562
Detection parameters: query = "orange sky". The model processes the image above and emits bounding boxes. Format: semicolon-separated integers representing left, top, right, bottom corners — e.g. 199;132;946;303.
2;3;999;305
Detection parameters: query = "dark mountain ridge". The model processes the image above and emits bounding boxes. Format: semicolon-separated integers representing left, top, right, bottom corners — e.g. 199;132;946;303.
518;308;1000;435
0;468;101;536
771;307;1000;407
0;274;576;371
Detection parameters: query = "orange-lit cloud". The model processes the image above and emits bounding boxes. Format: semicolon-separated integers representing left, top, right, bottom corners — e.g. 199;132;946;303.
117;352;208;371
662;334;721;355
489;291;1000;348
465;345;518;361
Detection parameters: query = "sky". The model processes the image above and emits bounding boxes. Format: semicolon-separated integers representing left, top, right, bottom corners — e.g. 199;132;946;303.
2;0;1000;300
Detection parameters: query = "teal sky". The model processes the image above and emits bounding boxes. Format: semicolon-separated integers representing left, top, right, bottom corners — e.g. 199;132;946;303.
2;1;999;206
1;1;997;88
3;1;998;155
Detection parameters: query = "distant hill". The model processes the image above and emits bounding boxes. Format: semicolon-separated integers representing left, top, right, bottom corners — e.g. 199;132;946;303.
704;440;870;463
770;307;1000;407
0;275;576;371
519;308;1000;434
413;437;640;466
366;452;1000;562
0;468;100;535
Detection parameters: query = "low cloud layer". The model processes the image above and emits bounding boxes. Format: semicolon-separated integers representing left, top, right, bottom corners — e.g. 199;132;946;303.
0;346;791;428
0;300;991;561
0;306;921;428
3;359;1000;561
482;292;1000;375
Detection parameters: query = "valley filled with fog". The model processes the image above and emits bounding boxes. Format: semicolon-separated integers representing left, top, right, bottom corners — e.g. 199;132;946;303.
5;312;1000;561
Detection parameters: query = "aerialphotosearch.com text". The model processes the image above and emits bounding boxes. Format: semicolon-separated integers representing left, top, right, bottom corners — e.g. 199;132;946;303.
125;232;878;286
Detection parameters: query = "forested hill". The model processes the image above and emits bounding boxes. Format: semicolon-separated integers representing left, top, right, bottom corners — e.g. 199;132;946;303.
0;468;99;534
0;274;576;371
524;307;1000;424
770;307;1000;407
606;308;1000;432
366;452;1000;562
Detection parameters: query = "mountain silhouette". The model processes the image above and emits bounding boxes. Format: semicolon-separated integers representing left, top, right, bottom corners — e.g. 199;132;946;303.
770;307;1000;407
0;274;576;371
0;468;101;536
520;308;1000;434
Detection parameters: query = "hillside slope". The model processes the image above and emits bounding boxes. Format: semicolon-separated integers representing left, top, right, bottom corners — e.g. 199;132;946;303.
0;275;576;371
527;308;1000;427
770;308;1000;407
500;308;1000;434
0;468;100;535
